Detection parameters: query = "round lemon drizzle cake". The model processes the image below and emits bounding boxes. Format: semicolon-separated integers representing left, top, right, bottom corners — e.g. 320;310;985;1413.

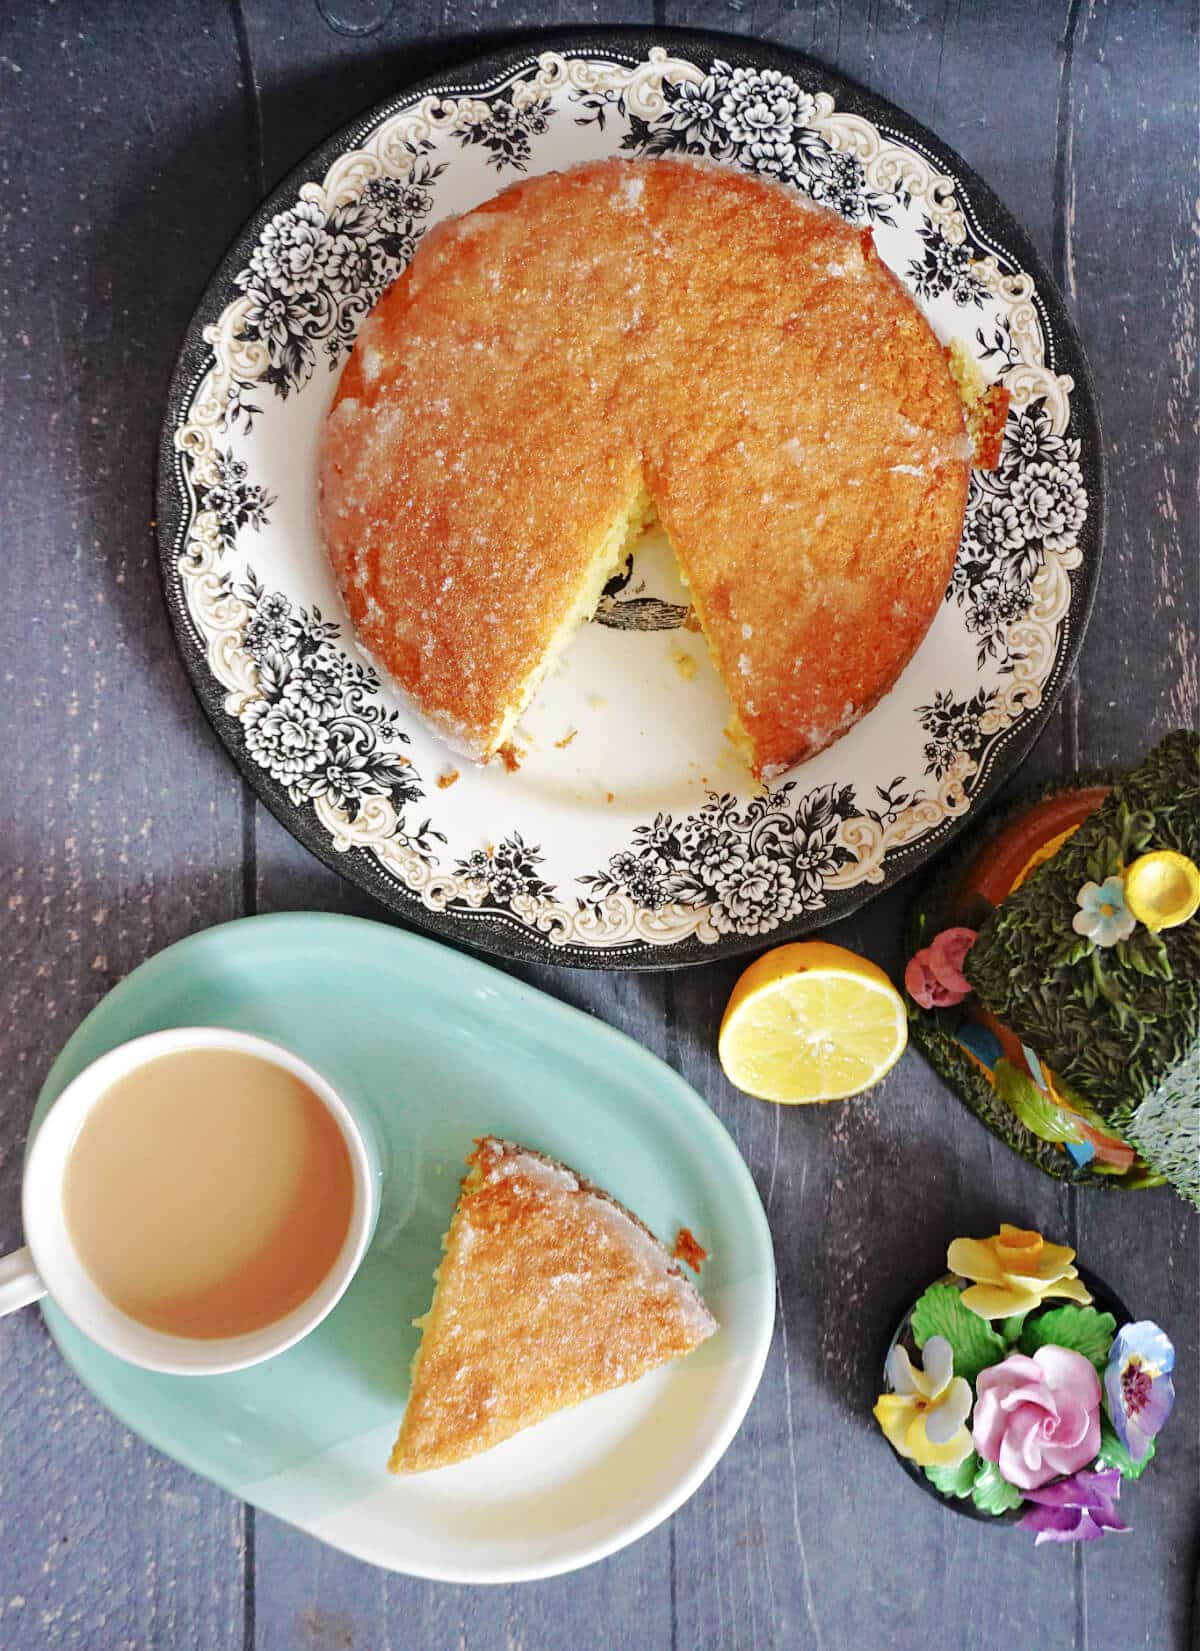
319;157;972;780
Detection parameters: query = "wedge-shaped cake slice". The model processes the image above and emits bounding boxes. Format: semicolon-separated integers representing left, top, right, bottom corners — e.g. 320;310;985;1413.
389;1136;717;1473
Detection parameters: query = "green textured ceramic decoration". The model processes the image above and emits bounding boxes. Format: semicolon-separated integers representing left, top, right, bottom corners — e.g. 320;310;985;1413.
907;732;1199;1200
906;776;1122;1187
966;730;1199;1202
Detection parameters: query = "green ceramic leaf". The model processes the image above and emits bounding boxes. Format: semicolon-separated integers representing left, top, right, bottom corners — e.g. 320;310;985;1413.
993;1059;1082;1144
1020;1304;1116;1371
1094;1419;1157;1481
1049;1075;1115;1132
1117;926;1173;981
924;1452;979;1500
971;1460;1023;1516
1048;933;1094;970
910;1284;1007;1385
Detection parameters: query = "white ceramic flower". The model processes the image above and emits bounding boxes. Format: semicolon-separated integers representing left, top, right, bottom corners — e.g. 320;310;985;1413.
874;1334;974;1466
1072;876;1136;947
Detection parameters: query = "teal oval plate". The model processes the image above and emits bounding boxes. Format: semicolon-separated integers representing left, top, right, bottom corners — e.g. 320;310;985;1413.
29;913;775;1582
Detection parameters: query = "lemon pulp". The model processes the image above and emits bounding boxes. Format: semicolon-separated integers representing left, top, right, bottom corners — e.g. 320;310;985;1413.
718;940;907;1104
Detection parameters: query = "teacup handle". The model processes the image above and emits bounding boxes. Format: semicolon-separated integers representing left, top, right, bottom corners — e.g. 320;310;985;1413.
0;1247;46;1317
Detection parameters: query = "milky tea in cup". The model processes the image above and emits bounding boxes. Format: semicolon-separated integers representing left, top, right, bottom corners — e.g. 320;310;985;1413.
62;1046;356;1340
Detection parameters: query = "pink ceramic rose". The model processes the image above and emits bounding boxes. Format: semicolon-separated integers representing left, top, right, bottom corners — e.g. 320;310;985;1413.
972;1347;1102;1491
904;927;978;1009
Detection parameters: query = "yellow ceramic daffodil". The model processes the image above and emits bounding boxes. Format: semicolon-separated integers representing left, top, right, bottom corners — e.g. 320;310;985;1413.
947;1224;1093;1320
873;1335;974;1468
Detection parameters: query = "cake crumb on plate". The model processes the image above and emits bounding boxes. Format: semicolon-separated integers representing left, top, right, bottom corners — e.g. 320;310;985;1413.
673;1227;708;1271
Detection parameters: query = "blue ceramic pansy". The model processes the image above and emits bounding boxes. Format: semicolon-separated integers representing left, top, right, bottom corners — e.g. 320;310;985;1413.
1104;1321;1175;1461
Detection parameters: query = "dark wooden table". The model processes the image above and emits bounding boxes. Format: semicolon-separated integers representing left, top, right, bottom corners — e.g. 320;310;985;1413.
1;3;1196;1647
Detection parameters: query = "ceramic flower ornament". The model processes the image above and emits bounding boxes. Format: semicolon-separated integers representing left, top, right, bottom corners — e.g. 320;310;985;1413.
1071;875;1136;947
873;1335;974;1468
1019;1468;1129;1544
972;1347;1102;1489
879;1222;1178;1541
946;1224;1092;1320
1104;1322;1175;1461
904;926;977;1009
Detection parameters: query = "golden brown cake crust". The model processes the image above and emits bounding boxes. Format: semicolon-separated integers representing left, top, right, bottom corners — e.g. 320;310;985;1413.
320;159;970;774
389;1137;717;1474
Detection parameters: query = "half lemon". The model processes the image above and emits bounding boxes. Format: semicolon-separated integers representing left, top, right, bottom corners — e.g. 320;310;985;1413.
719;940;908;1104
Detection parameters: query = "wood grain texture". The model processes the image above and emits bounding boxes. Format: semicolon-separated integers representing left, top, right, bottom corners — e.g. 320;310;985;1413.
1063;0;1199;758
0;0;1195;1647
1049;9;1200;1647
0;3;255;1647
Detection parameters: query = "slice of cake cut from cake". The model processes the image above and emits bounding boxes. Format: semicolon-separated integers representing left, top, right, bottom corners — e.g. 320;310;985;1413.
320;157;985;780
389;1136;718;1474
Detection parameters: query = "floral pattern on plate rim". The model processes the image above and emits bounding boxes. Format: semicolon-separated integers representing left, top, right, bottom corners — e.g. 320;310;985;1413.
162;43;1100;960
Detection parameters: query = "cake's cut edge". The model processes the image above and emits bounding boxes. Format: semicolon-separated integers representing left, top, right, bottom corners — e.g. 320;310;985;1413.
480;481;653;761
387;1154;487;1477
388;1136;718;1475
948;337;1011;470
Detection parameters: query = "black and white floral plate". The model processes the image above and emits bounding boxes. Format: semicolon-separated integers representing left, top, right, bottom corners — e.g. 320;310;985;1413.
157;30;1103;968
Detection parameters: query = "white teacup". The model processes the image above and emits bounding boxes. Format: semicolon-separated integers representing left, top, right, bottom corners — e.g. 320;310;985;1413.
0;1027;380;1375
